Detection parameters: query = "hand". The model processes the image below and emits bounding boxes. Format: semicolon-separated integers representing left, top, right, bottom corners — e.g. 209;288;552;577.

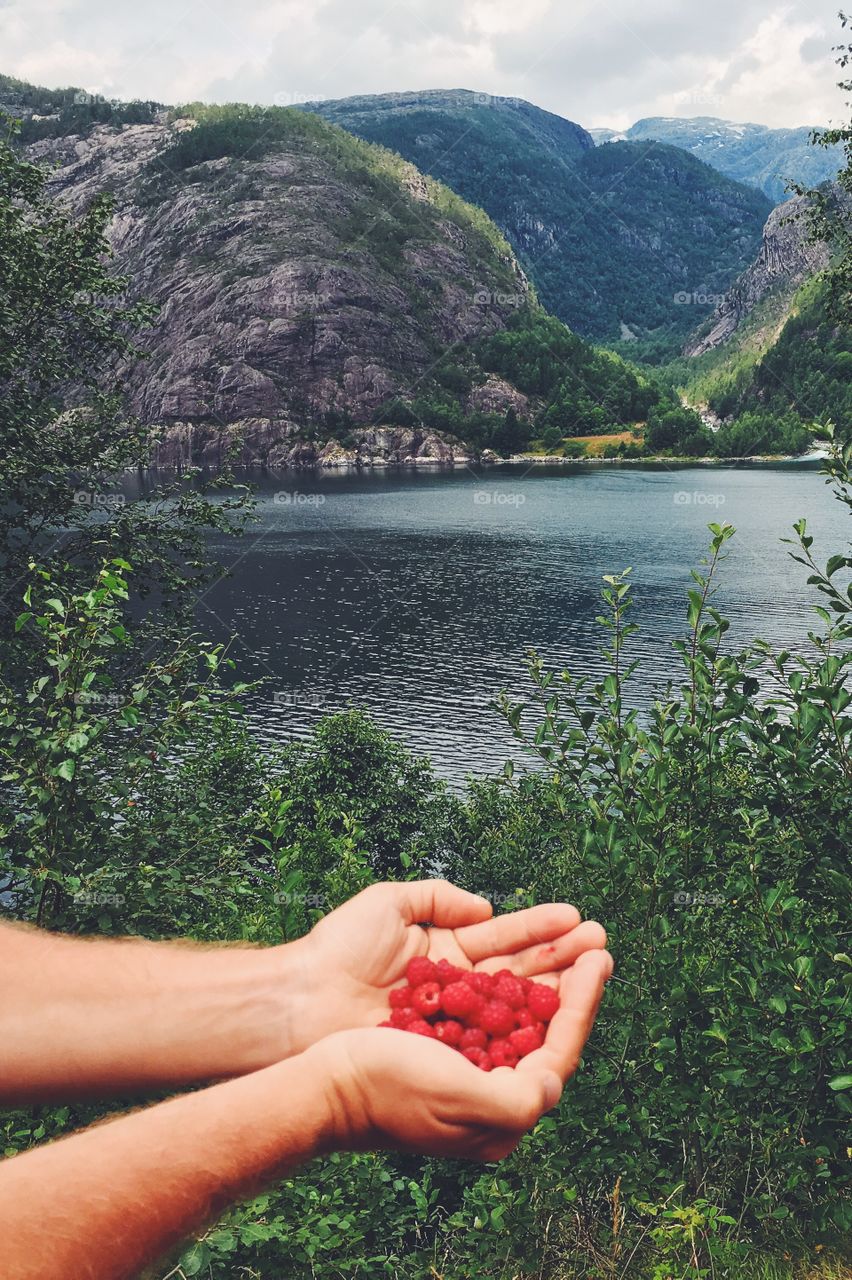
286;879;607;1055
307;948;614;1161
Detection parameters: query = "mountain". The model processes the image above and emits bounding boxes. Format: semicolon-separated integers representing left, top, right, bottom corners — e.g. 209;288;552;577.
677;187;852;440
299;90;771;356
683;192;834;357
590;117;843;204
3;87;681;464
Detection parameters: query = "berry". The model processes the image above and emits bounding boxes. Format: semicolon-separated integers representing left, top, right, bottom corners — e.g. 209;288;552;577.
441;980;479;1019
462;970;495;996
434;1019;464;1046
489;1037;520;1068
390;1006;418;1028
435;959;465;988
527;983;560;1022
411;981;442;1018
389;986;413;1009
509;1026;544;1057
462;1046;492;1071
459;1027;487;1051
406;1018;437;1038
516;1008;545;1035
493;973;526;1010
478;999;517;1037
406;956;438;987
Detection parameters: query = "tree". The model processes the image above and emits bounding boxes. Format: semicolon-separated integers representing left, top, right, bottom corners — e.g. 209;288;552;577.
799;13;852;320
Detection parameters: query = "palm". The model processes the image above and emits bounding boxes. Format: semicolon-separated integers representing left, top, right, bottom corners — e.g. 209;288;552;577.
294;880;606;1050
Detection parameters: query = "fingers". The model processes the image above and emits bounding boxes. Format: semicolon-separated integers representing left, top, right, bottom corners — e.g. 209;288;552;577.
455;903;582;965
463;1060;563;1134
391;880;493;928
480;919;607;981
518;949;613;1087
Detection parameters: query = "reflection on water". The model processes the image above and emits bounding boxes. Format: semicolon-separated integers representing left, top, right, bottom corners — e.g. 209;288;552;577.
197;463;847;787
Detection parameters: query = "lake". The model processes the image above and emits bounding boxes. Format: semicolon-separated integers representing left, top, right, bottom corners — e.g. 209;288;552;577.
200;462;849;787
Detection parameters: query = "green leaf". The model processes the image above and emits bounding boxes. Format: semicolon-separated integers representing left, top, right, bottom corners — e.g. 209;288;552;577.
828;1074;852;1092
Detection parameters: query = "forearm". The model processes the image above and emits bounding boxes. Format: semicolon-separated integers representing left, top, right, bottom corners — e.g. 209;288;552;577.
0;1054;333;1280
0;921;311;1101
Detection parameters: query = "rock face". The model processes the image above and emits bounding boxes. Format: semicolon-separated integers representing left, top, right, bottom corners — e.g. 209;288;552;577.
152;421;477;469
24;108;532;466
683;190;842;356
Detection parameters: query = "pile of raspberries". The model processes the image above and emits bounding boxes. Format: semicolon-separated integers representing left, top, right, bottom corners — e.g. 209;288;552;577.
379;955;560;1070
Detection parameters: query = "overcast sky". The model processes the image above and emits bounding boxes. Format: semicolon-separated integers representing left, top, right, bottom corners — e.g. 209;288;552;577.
1;0;847;130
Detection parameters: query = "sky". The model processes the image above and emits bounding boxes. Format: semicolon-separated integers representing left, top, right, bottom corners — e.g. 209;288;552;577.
0;0;848;130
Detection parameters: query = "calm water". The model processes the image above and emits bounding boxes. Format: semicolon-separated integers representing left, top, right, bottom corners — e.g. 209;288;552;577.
199;463;848;786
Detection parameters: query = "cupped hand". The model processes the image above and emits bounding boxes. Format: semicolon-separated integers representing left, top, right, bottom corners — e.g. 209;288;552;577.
286;879;607;1055
306;948;613;1161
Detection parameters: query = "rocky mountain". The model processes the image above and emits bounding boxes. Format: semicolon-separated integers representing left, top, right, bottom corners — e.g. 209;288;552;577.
3;86;681;466
684;192;834;357
299;90;771;356
590;117;843;204
14;101;544;466
678;186;852;435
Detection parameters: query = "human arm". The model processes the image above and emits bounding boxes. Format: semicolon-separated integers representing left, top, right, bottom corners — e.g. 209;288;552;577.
0;880;605;1102
0;949;612;1280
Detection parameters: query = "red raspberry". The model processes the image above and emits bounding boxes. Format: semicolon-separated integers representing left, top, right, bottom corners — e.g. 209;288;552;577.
478;1000;517;1037
435;958;465;988
516;1008;545;1036
406;956;438;987
527;983;560;1022
406;1018;436;1037
459;1027;487;1051
489;1037;520;1068
389;986;413;1009
390;1006;418;1028
434;1019;464;1046
441;980;479;1019
519;976;533;995
411;981;442;1018
509;1026;544;1057
462;970;495;996
493;973;526;1010
462;1046;492;1071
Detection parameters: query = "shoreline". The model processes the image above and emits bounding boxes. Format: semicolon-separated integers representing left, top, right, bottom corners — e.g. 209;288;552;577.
141;450;825;476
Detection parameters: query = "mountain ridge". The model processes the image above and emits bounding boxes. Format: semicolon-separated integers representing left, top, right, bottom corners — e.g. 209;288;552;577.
590;116;843;203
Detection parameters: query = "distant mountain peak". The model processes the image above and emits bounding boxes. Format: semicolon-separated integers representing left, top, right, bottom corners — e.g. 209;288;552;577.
589;116;841;202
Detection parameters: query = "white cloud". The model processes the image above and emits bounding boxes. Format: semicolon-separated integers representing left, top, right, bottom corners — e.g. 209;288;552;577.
0;0;847;129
